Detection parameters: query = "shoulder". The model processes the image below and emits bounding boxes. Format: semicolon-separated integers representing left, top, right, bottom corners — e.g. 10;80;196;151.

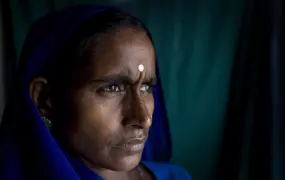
141;161;191;180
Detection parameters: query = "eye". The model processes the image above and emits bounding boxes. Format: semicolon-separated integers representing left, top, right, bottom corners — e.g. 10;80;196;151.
140;84;153;93
100;84;126;93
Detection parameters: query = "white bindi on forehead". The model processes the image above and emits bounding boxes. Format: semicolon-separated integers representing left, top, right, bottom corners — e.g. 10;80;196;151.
138;64;144;72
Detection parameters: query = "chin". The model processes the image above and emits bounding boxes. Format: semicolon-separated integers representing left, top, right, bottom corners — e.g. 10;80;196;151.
111;152;143;171
81;146;144;172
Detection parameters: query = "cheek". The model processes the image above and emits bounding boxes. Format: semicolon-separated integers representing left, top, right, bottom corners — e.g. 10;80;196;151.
80;93;123;124
69;90;123;145
77;90;120;121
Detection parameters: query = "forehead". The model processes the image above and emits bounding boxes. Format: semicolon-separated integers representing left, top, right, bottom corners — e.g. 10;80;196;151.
86;28;156;79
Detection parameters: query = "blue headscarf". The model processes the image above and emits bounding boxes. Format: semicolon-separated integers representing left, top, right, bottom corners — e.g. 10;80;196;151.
0;5;172;180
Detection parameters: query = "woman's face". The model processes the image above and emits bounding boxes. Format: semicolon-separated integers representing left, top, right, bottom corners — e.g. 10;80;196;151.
55;28;156;171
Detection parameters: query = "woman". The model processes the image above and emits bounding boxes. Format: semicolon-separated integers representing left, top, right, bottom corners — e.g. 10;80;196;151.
0;5;190;180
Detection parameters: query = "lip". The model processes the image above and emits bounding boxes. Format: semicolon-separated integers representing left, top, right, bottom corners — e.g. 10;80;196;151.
115;137;147;154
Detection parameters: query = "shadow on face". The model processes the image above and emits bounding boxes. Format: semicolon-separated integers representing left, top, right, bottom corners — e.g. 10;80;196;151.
29;27;156;172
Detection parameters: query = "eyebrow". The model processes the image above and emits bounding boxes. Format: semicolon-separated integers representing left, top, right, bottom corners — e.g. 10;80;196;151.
90;74;157;85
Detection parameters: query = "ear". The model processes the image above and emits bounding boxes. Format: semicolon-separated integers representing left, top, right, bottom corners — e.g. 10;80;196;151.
29;77;52;117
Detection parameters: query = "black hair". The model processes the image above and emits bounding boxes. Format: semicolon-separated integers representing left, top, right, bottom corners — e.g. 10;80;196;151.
51;8;154;81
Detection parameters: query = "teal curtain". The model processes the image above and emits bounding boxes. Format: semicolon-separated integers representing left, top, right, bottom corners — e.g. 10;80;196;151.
5;0;245;179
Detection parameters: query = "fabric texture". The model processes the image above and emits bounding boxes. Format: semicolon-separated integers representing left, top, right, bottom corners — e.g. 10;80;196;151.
0;4;183;180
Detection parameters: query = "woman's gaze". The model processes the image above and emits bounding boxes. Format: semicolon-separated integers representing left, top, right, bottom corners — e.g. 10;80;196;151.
99;84;153;93
0;5;191;180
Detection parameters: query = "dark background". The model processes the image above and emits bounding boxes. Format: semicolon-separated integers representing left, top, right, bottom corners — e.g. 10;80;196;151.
0;0;284;179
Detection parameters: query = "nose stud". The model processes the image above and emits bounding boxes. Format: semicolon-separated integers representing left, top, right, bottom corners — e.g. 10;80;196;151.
138;64;144;72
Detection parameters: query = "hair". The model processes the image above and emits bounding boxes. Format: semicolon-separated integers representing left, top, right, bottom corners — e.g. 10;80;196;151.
51;8;154;82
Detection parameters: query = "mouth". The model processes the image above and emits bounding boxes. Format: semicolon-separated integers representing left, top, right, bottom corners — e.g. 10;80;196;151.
114;137;147;154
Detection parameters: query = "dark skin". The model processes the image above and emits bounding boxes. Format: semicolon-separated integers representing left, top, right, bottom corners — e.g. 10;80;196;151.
29;28;156;180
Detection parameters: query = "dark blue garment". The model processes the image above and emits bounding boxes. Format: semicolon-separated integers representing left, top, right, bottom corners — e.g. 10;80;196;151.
0;5;189;180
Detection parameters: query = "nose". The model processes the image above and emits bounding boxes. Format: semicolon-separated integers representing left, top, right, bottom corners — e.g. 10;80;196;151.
123;90;152;129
